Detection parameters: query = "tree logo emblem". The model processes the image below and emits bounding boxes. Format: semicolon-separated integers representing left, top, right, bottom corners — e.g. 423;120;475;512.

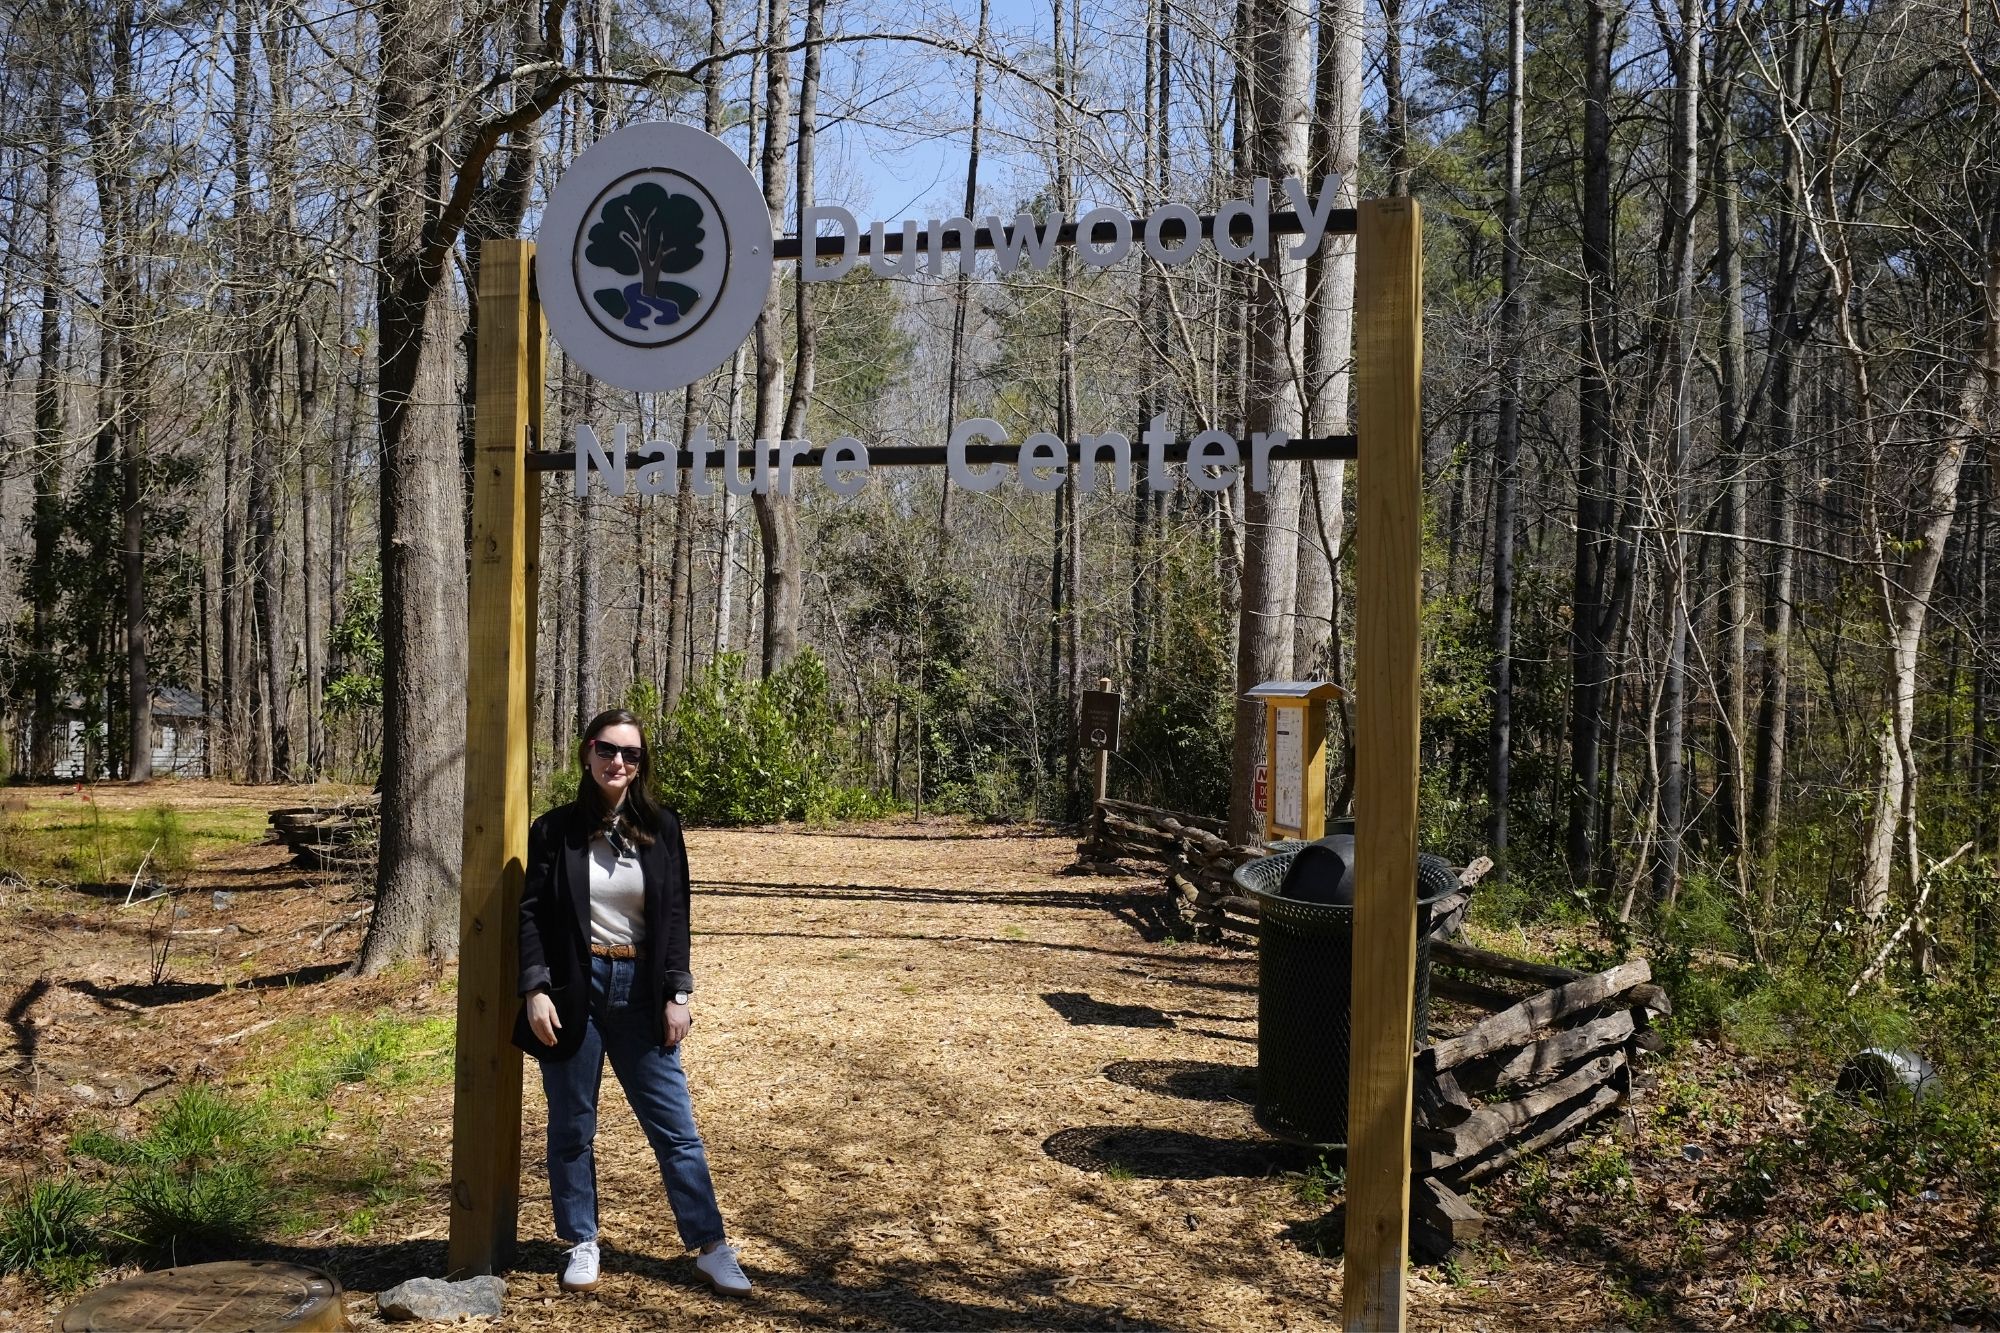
584;181;707;331
538;123;773;393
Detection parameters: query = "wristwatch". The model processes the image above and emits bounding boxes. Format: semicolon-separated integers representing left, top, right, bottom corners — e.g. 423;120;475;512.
671;990;691;1006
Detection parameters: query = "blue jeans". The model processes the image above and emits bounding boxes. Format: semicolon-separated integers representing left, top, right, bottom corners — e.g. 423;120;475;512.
541;954;726;1250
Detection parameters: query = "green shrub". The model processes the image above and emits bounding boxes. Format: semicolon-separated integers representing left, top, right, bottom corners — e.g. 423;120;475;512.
1708;1086;2000;1221
0;1174;104;1288
651;651;872;825
1720;967;1917;1064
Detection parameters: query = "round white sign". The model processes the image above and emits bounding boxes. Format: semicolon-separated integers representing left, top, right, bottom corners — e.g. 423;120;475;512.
536;122;774;393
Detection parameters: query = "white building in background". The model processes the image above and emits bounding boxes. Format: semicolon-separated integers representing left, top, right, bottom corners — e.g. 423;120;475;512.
44;686;208;780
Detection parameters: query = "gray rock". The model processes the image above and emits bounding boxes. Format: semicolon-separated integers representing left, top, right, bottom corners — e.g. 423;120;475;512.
212;890;235;911
376;1275;506;1322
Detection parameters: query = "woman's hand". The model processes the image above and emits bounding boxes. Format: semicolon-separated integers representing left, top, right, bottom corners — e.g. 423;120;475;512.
664;1000;692;1048
526;991;561;1047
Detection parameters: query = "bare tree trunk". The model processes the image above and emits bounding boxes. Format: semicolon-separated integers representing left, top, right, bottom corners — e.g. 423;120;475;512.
1058;0;1085;817
1486;0;1525;864
718;346;744;661
1567;0;1619;888
357;0;470;972
669;0;731;704
784;0;826;442
83;3;152;782
1751;3;1807;866
1648;0;1699;909
1296;0;1360;679
27;96;64;776
1708;33;1750;882
667;384;696;707
1381;0;1411;196
575;376;599;727
1857;206;1999;920
939;0;989;541
1227;0;1311;843
752;0;801;676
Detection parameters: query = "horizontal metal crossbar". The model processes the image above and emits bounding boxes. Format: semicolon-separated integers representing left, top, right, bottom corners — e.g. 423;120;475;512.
527;434;1357;473
771;210;1358;261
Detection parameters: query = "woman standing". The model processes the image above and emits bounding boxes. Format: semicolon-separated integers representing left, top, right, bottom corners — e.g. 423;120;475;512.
514;708;751;1297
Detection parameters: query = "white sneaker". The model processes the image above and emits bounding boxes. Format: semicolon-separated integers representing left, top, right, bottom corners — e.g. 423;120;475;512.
694;1242;751;1296
560;1239;600;1292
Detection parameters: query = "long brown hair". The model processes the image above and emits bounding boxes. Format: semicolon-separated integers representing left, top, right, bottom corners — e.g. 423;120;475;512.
577;708;660;848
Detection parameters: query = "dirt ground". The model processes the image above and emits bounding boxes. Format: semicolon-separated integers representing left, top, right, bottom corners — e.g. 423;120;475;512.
1;782;1504;1330
11;783;1985;1331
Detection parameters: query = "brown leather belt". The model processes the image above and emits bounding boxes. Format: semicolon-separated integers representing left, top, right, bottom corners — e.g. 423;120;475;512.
590;943;639;959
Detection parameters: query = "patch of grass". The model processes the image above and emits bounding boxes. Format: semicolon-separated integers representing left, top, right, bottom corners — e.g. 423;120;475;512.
117;1087;277;1256
65;1085;285;1263
1291;1152;1343;1208
1572;1140;1633;1195
0;794;265;887
1513;1154;1554;1223
142;1084;275;1167
258;1011;454;1106
69;1125;143;1167
117;1161;274;1260
0;1174;105;1289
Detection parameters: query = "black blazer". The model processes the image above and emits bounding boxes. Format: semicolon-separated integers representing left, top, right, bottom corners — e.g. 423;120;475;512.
512;800;697;1063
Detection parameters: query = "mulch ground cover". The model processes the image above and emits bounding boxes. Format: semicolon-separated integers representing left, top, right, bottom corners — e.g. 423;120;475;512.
2;783;1994;1329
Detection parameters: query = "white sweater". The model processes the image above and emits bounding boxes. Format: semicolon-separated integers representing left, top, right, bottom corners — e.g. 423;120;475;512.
587;833;645;948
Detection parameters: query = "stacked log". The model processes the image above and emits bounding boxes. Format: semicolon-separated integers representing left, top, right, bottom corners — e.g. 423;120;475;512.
267;794;379;876
1406;953;1670;1252
1072;799;1266;940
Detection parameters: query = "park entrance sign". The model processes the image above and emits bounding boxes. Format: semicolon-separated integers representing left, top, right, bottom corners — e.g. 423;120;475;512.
453;122;1428;1330
538;124;1357;497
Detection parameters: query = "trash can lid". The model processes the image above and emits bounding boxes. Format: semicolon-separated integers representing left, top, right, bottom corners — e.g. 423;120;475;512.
58;1261;348;1332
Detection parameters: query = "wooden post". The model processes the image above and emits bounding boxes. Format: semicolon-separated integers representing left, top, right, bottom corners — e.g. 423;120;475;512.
1094;676;1111;805
449;239;541;1276
1343;197;1424;1330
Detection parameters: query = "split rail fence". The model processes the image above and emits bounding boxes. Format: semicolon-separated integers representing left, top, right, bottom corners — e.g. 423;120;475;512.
1074;797;1670;1251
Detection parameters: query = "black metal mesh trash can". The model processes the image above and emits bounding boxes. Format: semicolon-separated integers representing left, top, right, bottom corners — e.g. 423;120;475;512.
1233;847;1459;1147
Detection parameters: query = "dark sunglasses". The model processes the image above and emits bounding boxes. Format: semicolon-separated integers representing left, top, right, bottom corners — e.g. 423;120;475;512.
590;739;644;765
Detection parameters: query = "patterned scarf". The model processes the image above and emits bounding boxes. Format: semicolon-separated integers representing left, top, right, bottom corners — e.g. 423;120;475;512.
601;800;635;859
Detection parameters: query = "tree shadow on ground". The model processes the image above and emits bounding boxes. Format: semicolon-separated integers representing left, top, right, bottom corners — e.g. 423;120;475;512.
1280;1200;1463;1267
251;1235;1206;1331
247;1238;449;1294
68;962;347;1009
1102;1058;1255;1103
62;871;314;902
703;928;1206;968
6;976;51;1066
1042;991;1174;1028
1113;964;1257;995
1043;1125;1316;1180
698;880;1137;911
1103;888;1188;942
